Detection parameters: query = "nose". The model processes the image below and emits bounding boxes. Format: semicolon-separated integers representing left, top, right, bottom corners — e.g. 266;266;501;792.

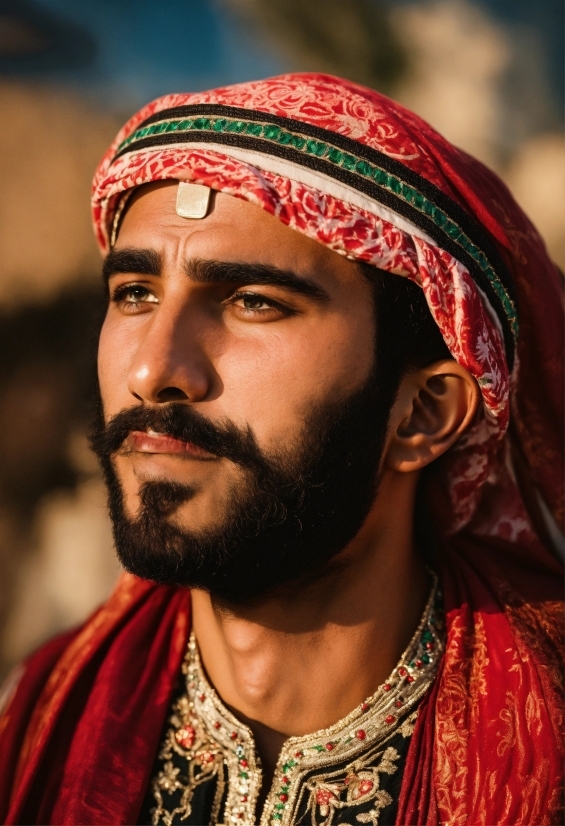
127;299;213;404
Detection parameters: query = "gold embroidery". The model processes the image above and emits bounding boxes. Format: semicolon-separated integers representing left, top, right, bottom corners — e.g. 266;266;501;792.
468;613;489;731
150;578;444;826
494;574;564;727
432;612;471;826
150;636;261;825
496;690;517;757
397;712;418;739
303;746;399;826
434;568;564;826
356;796;393;825
150;692;227;826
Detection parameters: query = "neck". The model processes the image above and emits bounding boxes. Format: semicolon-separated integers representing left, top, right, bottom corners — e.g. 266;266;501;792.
191;470;428;780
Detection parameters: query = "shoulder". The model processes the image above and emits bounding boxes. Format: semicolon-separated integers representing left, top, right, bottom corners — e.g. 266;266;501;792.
0;626;79;820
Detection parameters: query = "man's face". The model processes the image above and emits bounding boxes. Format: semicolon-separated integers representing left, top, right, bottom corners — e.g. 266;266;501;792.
95;182;386;603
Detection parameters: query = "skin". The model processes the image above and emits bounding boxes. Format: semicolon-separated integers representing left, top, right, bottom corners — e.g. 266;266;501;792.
99;180;480;789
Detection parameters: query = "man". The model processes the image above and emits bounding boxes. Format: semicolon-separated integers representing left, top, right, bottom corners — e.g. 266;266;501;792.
0;73;562;825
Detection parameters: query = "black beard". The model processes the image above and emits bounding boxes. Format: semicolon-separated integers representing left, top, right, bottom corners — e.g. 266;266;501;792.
89;366;394;605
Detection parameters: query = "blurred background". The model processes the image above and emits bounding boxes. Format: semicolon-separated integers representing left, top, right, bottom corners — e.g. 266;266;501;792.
0;0;563;679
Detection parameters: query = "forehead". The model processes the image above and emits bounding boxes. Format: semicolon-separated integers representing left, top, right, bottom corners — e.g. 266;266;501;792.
115;181;363;285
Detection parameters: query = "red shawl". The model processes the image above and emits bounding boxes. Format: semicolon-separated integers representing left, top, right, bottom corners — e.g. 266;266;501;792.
0;74;562;824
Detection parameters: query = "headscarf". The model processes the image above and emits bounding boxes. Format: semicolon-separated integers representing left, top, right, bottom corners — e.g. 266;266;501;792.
90;73;563;544
1;73;562;825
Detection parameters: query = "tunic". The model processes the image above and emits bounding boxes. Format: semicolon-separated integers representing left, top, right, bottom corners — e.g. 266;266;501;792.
139;580;444;826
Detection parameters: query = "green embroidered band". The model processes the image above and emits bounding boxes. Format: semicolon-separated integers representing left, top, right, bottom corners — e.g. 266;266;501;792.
112;104;518;364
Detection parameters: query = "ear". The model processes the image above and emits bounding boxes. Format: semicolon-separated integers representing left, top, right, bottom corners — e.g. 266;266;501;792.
384;359;481;473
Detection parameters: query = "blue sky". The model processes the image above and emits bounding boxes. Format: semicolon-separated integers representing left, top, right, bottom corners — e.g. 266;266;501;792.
13;0;564;113
25;0;283;107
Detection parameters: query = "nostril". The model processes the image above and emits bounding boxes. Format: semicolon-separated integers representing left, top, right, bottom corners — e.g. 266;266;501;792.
156;386;190;402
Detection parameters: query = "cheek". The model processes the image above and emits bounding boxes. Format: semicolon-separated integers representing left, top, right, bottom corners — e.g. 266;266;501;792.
216;313;375;448
97;313;139;415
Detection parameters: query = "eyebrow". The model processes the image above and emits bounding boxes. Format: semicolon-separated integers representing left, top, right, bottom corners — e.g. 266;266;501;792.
102;248;330;301
103;248;161;282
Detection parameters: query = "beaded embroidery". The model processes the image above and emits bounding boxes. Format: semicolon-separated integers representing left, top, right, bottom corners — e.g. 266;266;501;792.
112;106;517;345
148;577;444;826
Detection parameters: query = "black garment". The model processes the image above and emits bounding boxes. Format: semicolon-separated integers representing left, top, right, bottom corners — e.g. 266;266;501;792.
138;576;445;826
138;702;416;826
138;583;443;826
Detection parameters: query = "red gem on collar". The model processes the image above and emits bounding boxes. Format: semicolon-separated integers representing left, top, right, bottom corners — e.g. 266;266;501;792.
200;750;214;764
175;726;196;749
357;779;374;797
316;788;337;806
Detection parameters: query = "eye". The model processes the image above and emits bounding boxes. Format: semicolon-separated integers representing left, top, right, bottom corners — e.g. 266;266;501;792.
237;293;273;311
227;291;292;320
111;283;159;311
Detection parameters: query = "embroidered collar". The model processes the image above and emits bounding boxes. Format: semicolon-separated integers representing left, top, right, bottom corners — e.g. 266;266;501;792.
150;576;444;826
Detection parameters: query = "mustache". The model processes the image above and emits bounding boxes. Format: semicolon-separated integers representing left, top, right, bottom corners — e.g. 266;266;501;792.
89;403;266;471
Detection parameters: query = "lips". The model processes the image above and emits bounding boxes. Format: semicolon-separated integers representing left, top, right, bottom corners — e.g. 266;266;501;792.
125;430;215;459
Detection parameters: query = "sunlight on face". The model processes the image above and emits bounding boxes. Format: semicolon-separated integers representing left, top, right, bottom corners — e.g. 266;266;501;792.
98;182;376;532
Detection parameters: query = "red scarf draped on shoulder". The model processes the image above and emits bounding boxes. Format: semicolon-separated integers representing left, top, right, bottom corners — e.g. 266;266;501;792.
0;74;562;825
0;576;190;825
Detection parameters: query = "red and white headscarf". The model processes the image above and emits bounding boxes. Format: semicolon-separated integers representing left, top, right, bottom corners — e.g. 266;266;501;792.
91;72;561;549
